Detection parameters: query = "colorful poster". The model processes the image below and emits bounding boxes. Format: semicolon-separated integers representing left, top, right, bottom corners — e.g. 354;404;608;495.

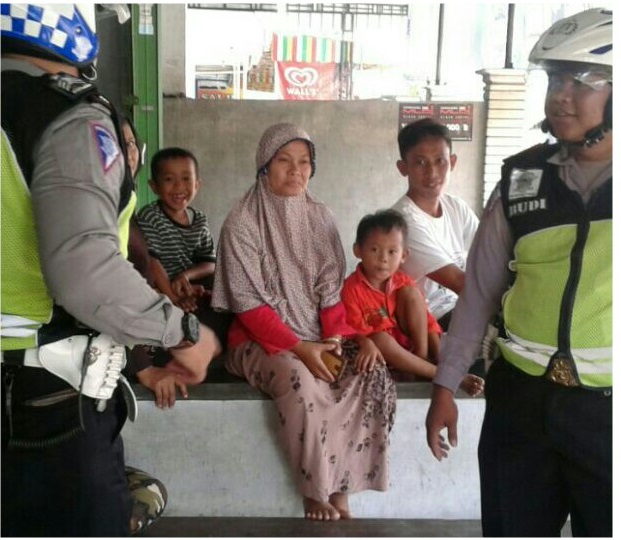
276;61;338;100
247;50;274;93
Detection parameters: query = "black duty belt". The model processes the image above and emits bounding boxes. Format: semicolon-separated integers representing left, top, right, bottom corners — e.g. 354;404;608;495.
1;350;26;367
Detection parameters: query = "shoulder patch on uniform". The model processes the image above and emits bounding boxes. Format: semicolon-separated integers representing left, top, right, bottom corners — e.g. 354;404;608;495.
91;123;120;173
508;168;543;200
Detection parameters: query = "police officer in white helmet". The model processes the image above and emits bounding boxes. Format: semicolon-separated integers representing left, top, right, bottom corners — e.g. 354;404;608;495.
425;8;612;536
1;4;221;536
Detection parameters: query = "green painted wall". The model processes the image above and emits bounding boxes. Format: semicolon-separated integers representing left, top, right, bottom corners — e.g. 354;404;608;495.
131;4;161;208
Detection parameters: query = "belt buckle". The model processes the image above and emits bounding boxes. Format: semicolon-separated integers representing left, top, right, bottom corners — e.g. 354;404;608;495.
546;355;579;387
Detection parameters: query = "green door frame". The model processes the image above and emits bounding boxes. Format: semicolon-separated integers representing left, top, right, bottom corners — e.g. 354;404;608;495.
131;4;161;208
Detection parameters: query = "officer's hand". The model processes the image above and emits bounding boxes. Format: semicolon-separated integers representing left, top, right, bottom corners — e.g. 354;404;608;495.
167;324;222;385
425;384;459;461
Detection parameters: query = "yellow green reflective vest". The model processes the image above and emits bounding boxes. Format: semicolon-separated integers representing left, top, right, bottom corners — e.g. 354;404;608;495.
498;144;612;389
1;71;135;351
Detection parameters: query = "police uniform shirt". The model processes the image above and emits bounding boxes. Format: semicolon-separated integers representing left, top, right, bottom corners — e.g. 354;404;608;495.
2;58;185;349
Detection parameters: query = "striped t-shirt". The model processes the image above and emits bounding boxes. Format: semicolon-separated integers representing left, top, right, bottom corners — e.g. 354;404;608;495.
136;201;216;279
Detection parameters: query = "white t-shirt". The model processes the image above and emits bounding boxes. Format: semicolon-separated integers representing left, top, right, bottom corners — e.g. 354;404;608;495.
392;193;479;319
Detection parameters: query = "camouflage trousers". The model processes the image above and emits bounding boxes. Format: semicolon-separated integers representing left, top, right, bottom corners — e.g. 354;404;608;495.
126;466;168;535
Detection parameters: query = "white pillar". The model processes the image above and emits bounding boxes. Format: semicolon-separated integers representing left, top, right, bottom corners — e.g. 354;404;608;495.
478;68;528;204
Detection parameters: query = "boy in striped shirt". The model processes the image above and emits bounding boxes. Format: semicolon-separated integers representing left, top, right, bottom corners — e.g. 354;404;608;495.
137;147;216;313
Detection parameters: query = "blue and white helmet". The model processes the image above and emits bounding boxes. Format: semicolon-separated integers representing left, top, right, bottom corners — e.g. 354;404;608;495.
1;4;98;67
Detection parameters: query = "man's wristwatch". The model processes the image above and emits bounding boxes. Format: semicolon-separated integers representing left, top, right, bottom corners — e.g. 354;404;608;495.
172;313;200;349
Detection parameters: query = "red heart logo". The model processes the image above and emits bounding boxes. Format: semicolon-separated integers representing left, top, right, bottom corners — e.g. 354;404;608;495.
284;67;319;87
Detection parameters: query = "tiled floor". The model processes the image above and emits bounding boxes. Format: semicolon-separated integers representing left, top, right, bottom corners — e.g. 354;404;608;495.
142;517;483;537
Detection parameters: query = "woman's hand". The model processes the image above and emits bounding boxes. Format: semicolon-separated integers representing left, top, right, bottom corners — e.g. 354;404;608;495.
292;340;339;383
354;335;384;373
322;335;343;356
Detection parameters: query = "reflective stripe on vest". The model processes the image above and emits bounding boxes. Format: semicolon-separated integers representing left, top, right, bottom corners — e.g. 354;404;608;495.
497;335;612;388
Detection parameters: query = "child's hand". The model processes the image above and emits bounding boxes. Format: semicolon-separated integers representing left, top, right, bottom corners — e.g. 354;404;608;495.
192;284;207;297
170;275;206;312
175;295;199;313
459;374;485;397
171;272;194;299
136;366;188;408
355;336;384;373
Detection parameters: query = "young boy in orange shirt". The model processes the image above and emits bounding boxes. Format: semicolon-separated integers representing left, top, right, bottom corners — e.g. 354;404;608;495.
342;209;483;395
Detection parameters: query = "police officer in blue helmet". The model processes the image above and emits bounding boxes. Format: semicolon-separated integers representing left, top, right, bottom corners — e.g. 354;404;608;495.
1;4;221;536
426;8;612;536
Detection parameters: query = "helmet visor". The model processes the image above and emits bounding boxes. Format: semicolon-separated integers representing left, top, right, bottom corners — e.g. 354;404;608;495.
546;66;611;93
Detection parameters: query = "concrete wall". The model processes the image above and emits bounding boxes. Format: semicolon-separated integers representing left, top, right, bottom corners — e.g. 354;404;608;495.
123;387;484;519
160;4;186;97
161;99;486;273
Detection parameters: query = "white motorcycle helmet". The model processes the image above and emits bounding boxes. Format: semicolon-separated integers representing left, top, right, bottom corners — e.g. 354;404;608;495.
529;8;612;69
529;8;613;147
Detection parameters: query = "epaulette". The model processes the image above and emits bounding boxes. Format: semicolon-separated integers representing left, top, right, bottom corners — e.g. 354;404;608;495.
44;72;97;101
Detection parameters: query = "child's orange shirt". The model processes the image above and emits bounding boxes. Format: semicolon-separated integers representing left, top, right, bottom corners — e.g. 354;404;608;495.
341;264;441;348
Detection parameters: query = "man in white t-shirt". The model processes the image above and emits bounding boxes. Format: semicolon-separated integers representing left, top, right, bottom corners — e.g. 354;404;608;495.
392;118;479;330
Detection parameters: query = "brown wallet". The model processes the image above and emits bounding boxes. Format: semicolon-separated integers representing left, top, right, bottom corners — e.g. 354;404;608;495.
320;350;347;380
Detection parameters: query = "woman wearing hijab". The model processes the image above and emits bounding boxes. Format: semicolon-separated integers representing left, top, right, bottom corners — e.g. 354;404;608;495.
212;123;396;520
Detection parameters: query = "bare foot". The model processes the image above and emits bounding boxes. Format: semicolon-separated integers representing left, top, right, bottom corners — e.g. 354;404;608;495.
329;492;352;519
460;374;485;397
303;497;341;521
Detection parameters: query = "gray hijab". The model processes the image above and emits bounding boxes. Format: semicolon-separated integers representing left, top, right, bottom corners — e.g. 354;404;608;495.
255;122;316;178
211;123;345;341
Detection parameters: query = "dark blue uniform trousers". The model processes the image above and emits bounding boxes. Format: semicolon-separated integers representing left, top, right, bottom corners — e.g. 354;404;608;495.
2;366;130;537
478;357;612;537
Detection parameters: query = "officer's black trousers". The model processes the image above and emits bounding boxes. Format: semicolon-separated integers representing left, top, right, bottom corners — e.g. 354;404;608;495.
478;358;612;537
1;366;130;537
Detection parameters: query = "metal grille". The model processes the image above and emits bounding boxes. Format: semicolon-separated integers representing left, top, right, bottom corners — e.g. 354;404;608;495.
188;4;409;16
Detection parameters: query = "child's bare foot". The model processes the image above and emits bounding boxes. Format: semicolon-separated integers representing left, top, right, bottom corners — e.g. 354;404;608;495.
303;497;341;521
460;374;485;396
329;492;352;519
